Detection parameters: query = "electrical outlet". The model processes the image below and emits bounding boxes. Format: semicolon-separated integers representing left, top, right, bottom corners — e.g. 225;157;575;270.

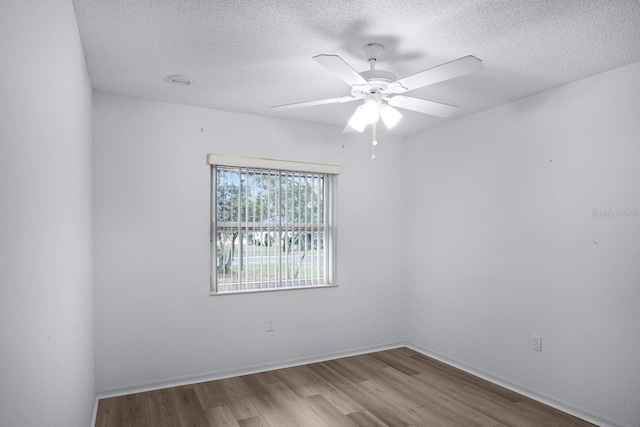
266;318;274;332
532;335;542;352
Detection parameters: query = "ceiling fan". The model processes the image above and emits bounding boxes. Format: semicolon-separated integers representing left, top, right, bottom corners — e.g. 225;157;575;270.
271;43;482;156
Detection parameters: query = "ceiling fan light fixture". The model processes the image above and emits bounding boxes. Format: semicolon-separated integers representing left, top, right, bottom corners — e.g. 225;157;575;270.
348;105;367;132
362;99;380;124
380;103;402;129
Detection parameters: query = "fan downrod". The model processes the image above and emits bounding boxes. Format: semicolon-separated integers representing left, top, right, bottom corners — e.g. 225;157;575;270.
356;43;397;95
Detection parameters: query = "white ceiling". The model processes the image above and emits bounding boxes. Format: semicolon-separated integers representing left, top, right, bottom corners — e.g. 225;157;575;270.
72;0;640;136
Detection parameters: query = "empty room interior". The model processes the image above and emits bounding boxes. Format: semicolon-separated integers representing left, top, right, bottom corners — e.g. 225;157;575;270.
2;1;640;426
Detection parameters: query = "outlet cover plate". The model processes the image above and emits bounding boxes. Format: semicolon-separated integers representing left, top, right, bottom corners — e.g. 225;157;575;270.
532;335;542;352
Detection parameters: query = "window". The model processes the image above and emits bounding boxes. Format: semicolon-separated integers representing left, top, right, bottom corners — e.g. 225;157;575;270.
208;154;339;294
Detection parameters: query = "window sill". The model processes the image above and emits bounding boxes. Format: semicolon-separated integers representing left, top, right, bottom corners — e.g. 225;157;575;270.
210;283;339;296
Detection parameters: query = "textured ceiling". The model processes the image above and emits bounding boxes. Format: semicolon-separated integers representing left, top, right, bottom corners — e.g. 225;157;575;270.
72;0;640;136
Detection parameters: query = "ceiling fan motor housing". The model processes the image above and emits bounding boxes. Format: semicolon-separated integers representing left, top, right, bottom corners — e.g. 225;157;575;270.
351;70;399;98
360;70;397;85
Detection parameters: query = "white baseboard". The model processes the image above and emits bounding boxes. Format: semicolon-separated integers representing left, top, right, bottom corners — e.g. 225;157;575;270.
93;341;404;401
89;394;98;427
90;341;628;427
89;342;400;425
407;342;627;427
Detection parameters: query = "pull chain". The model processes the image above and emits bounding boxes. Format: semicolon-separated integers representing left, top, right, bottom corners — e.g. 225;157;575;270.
368;56;378;160
371;123;377;160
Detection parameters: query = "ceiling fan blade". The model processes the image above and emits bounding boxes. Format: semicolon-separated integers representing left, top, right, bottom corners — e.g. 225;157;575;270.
388;96;458;117
271;96;357;111
313;54;370;87
395;55;482;92
343;123;356;133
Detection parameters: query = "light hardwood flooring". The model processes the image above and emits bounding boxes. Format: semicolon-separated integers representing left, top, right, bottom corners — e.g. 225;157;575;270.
95;347;594;427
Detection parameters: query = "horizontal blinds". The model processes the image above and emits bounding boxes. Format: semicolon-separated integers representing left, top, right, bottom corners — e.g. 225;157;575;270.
207;153;340;175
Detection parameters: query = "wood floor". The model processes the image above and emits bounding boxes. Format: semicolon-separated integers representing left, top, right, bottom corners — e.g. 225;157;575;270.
95;347;594;427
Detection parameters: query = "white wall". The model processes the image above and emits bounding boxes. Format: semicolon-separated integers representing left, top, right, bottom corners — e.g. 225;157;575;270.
404;61;640;427
0;1;94;426
92;92;405;393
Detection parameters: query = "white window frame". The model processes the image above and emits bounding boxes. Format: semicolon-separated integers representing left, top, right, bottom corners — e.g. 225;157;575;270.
208;154;339;295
